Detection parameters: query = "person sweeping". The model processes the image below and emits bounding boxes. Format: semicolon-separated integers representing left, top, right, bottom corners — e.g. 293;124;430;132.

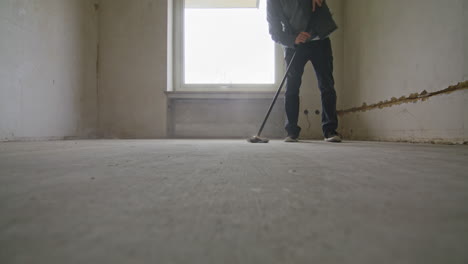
267;0;341;142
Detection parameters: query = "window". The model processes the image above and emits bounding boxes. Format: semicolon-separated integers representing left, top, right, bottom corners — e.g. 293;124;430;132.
173;0;283;91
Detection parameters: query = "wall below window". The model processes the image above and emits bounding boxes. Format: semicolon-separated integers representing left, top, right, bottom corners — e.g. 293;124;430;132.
168;96;286;139
340;0;467;143
0;0;98;141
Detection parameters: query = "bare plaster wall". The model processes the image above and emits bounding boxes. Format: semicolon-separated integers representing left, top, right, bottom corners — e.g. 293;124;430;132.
3;0;463;142
341;0;467;143
98;0;168;139
0;0;99;141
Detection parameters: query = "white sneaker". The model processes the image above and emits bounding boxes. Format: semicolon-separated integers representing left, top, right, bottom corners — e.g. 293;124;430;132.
324;133;342;143
284;136;299;143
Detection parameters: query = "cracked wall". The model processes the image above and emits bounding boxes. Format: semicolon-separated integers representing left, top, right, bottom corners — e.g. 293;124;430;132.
340;0;467;143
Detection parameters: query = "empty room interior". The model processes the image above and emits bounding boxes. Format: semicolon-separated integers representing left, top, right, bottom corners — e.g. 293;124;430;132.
1;0;467;263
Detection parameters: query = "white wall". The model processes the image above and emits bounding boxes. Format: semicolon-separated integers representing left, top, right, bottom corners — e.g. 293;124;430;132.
98;0;168;138
0;0;99;141
341;0;467;143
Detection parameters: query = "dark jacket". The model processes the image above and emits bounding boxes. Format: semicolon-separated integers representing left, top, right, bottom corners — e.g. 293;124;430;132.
267;0;338;48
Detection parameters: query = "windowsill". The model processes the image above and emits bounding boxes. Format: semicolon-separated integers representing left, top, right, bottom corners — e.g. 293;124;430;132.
165;90;284;99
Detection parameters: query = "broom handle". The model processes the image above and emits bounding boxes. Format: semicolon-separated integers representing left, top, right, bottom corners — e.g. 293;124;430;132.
256;50;298;137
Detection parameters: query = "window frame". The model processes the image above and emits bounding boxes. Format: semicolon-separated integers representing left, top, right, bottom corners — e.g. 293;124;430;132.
172;0;285;92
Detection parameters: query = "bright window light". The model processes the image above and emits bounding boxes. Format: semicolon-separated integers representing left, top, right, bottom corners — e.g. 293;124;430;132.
184;0;275;84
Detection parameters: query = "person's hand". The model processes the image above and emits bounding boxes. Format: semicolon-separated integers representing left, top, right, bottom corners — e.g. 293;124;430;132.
295;32;311;45
312;0;323;12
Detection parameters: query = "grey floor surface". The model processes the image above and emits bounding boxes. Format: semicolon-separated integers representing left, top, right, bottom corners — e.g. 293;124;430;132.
0;140;467;264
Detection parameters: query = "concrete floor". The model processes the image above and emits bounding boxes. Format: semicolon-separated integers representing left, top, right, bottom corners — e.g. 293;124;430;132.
0;140;467;264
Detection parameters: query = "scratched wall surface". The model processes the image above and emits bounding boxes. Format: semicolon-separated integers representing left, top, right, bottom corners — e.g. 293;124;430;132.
0;0;99;141
340;0;467;143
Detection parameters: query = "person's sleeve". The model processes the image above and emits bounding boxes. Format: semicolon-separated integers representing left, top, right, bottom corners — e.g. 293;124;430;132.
266;0;296;48
309;0;338;39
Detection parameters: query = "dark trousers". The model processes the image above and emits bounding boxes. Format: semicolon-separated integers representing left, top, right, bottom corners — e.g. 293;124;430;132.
284;38;338;138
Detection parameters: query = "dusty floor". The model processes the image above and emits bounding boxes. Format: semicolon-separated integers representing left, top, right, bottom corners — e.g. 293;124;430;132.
0;140;467;264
